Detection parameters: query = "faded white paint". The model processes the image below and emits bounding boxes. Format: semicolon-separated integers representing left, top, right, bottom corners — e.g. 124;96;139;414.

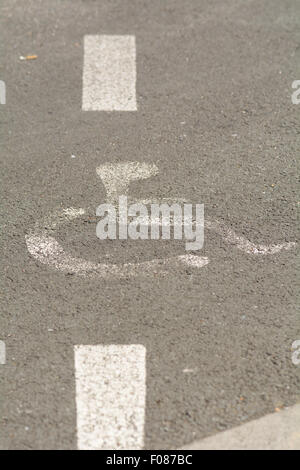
206;219;295;255
82;35;137;111
292;80;300;105
25;203;294;278
181;404;300;450
96;162;159;204
292;340;300;366
26;222;209;278
74;345;146;450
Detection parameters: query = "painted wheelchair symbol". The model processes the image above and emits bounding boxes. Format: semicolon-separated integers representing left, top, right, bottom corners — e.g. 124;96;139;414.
26;162;295;279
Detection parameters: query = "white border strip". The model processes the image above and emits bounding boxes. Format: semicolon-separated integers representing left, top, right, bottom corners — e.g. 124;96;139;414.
82;35;137;111
75;345;146;450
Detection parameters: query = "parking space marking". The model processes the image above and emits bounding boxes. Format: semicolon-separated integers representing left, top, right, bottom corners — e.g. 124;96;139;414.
26;199;295;280
82;35;137;111
25;165;295;278
25;214;209;278
96;162;159;204
0;341;6;365
74;345;146;450
25;202;294;279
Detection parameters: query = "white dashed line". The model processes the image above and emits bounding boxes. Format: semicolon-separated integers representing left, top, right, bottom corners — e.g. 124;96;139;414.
74;344;146;450
82;35;137;111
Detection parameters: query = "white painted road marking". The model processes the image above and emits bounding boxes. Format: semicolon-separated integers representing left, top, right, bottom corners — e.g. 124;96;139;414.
96;162;159;204
74;345;146;450
291;340;300;365
206;219;296;255
82;35;137;111
25;223;209;278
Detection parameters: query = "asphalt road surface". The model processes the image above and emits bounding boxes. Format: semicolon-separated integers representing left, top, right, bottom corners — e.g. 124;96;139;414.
0;0;299;450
